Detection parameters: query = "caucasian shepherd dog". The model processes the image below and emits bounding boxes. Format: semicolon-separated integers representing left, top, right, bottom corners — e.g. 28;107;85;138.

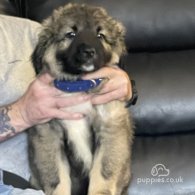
28;3;134;195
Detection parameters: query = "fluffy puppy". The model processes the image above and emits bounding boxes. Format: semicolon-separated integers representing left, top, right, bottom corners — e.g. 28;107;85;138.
28;3;134;195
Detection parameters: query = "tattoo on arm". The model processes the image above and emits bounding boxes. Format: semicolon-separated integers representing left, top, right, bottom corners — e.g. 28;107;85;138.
0;106;16;141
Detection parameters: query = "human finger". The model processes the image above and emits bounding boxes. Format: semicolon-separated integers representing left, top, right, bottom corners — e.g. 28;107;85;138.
55;94;92;108
37;73;54;84
91;89;125;105
50;109;84;120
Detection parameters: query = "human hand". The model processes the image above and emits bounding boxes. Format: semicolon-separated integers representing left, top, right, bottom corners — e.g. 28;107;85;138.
15;73;90;128
82;66;132;105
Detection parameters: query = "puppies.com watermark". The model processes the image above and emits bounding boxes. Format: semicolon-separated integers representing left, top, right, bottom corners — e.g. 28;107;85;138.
137;164;184;185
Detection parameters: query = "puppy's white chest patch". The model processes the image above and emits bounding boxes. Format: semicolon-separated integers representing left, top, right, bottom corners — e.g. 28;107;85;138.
60;94;95;171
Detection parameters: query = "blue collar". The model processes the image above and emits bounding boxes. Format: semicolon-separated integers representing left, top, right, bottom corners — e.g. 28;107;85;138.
54;78;103;92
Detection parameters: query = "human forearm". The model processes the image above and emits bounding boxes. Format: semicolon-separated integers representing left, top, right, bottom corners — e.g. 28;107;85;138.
0;103;29;142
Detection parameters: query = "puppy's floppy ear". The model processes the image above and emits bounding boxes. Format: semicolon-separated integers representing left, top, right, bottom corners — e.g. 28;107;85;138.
31;29;53;75
31;41;44;75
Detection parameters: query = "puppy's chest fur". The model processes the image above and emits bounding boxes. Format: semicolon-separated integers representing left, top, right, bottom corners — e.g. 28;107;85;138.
57;93;110;173
60;96;95;170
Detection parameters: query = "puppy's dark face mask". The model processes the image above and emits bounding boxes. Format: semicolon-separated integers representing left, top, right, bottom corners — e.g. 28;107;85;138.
56;30;111;75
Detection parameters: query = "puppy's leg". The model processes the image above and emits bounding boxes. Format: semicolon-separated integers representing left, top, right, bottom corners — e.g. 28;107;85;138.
88;102;133;195
28;121;71;195
88;136;131;195
52;155;71;195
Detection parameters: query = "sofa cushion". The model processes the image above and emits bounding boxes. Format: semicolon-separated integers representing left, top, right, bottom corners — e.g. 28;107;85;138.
122;50;195;135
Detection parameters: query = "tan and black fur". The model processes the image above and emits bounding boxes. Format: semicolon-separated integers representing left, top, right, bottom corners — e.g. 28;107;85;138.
28;3;134;195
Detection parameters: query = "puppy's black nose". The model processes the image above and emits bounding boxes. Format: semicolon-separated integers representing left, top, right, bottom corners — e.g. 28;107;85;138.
83;48;96;57
78;44;96;59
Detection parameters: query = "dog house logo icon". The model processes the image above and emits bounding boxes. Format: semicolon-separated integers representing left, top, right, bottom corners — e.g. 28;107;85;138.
151;164;170;177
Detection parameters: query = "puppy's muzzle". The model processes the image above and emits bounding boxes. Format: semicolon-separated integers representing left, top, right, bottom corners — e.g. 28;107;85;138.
77;43;96;62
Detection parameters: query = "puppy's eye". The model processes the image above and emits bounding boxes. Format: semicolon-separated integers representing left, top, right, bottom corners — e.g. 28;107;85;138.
97;33;105;40
65;32;76;39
